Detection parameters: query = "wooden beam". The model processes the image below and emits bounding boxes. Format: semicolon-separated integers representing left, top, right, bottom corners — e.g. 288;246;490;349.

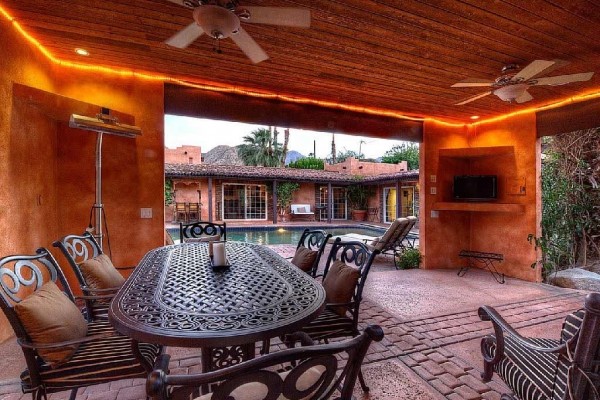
536;97;600;137
165;84;423;142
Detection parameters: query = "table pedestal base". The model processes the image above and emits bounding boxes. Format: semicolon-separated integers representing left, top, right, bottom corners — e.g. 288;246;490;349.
201;343;256;372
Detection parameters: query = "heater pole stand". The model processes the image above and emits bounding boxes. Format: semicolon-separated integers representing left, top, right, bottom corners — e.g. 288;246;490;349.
93;131;104;250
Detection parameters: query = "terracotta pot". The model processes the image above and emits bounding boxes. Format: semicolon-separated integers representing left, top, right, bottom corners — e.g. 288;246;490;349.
352;209;367;221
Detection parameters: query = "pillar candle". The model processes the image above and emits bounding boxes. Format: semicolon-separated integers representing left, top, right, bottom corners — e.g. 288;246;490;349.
213;242;226;266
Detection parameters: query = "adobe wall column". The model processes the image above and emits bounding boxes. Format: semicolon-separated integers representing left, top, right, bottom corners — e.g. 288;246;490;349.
327;182;333;223
395;181;401;219
272;180;278;224
208;177;213;222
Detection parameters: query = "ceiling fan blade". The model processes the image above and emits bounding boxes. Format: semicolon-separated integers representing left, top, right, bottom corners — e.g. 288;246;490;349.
513;60;555;81
165;22;204;48
164;0;193;8
240;6;311;28
532;72;594;86
455;91;492;105
451;78;494;88
230;27;269;64
515;90;533;103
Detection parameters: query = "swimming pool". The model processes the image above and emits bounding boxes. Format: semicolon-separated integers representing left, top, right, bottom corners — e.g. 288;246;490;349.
167;225;386;245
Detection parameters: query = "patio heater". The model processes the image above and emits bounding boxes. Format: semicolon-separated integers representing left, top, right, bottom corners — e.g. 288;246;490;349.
69;108;141;250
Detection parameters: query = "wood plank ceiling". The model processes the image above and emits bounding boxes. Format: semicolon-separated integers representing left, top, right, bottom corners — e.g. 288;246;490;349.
3;0;600;122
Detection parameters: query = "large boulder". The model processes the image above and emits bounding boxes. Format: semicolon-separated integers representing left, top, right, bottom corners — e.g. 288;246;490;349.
549;268;600;291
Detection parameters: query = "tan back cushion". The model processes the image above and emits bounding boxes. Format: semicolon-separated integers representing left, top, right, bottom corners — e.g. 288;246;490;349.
291;246;318;273
322;260;360;316
14;281;88;366
79;254;125;289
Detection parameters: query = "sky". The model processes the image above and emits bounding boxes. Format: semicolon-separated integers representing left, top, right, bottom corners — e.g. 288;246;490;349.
164;115;413;159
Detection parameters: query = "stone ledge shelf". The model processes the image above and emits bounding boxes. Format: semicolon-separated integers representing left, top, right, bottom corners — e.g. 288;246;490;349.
433;202;525;213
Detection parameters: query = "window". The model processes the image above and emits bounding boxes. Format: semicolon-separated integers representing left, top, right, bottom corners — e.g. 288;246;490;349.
222;183;267;220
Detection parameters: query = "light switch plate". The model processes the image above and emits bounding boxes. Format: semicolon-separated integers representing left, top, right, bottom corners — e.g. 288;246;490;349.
431;210;439;218
430;187;437;195
140;208;152;218
430;175;436;183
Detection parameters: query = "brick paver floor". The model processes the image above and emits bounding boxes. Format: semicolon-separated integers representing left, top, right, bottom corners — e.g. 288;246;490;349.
0;244;588;400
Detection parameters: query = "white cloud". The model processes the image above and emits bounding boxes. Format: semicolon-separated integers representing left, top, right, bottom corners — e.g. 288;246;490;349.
165;115;415;159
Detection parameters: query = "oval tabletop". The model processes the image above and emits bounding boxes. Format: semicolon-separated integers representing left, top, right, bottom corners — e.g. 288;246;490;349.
109;242;326;347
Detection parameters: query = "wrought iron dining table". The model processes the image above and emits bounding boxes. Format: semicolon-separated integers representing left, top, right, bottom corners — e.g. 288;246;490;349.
109;241;326;372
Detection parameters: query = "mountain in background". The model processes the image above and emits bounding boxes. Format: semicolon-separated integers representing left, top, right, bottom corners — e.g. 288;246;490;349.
203;145;243;165
285;150;304;165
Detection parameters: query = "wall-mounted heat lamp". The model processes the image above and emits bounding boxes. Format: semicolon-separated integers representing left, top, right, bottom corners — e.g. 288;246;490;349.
68;108;142;250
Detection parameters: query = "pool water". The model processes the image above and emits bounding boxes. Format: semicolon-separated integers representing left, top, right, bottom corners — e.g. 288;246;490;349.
167;226;386;245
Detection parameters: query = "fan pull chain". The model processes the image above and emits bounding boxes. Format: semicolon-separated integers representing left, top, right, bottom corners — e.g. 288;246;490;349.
213;37;223;54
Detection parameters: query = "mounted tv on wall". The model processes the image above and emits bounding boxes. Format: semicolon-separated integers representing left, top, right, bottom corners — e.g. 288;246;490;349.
453;175;497;201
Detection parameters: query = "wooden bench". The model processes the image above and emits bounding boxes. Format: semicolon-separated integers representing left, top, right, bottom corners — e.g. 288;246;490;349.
458;250;505;284
290;204;315;221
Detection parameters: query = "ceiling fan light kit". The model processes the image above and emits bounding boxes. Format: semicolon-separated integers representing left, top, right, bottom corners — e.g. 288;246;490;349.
165;0;311;64
452;59;594;105
193;5;239;39
493;84;527;103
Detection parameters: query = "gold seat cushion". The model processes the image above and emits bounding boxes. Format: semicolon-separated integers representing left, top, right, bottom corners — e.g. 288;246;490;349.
14;281;88;366
79;254;125;289
291;246;318;273
322;261;360;316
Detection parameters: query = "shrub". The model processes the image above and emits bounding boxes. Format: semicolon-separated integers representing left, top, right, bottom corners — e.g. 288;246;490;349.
396;248;421;269
288;157;324;170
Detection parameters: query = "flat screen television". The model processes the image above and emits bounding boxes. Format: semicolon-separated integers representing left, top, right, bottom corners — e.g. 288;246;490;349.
453;175;497;201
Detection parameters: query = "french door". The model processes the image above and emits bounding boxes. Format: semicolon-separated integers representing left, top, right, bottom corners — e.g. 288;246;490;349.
222;183;267;220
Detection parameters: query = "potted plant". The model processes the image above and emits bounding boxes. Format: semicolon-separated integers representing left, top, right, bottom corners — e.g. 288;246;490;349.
276;182;300;221
346;182;372;221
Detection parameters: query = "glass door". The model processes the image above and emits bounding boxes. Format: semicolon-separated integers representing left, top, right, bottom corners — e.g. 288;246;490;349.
319;186;347;220
222;184;267;220
383;187;397;223
401;186;415;217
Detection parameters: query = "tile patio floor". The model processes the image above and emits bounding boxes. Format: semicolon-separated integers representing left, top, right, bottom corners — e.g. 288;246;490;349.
0;243;588;400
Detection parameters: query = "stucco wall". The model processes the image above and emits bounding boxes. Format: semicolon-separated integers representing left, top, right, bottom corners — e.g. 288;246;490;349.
0;19;165;342
325;157;408;175
420;116;541;282
165;145;202;164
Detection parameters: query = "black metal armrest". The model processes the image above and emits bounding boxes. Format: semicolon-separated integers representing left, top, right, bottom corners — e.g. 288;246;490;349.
115;265;135;271
82;286;120;293
478;305;571;382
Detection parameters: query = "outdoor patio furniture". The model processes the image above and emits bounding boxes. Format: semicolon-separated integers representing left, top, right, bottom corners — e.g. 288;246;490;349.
299;238;380;392
367;207;379;222
53;232;133;321
458;250;505;284
290;228;332;277
478;292;600;400
180;221;227;242
109;241;325;373
290;203;315;221
0;248;166;400
334;216;417;269
187;202;201;222
175;202;187;222
146;325;384;400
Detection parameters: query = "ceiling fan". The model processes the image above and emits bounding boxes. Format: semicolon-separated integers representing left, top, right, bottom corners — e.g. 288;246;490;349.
164;0;311;64
452;60;594;105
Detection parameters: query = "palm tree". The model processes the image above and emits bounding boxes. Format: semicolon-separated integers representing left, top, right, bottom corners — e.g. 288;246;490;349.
237;127;284;167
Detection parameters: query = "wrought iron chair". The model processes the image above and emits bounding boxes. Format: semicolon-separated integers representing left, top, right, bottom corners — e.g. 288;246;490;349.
147;325;384;400
0;248;167;400
479;292;600;400
187;202;201;222
299;238;380;392
290;229;332;277
53;232;133;321
180;221;227;242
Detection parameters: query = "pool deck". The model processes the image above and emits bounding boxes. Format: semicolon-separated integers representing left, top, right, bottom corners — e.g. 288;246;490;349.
1;238;588;400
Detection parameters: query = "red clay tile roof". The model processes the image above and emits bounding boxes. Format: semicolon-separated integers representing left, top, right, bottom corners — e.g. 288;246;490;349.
165;163;418;184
